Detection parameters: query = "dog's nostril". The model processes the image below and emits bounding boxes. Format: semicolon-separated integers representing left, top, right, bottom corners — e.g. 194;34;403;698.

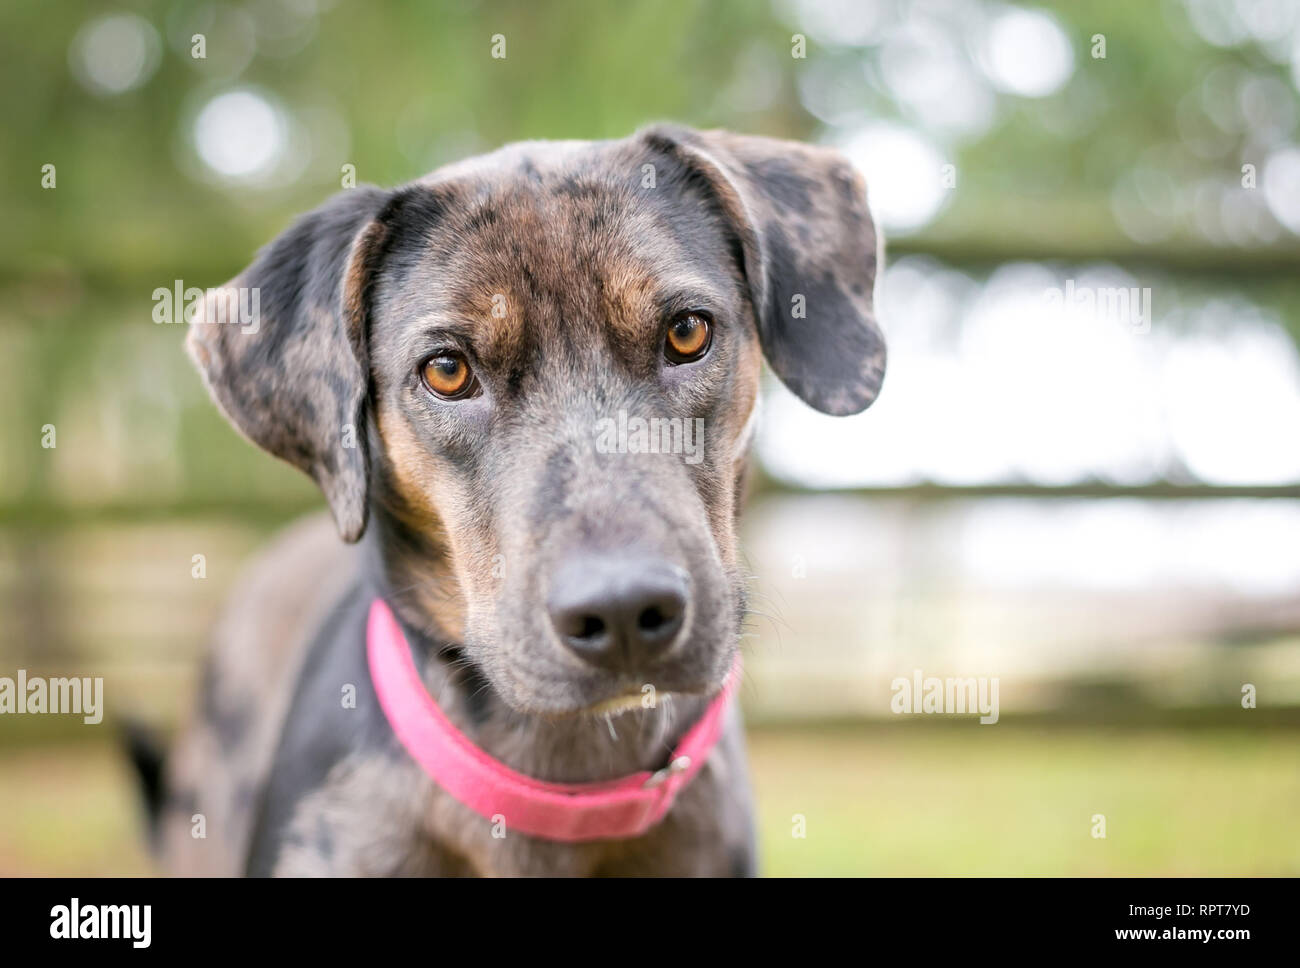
575;615;606;640
638;605;668;633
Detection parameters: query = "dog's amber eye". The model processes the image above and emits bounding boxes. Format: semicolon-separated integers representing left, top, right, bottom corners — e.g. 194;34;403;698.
665;312;712;364
421;352;475;399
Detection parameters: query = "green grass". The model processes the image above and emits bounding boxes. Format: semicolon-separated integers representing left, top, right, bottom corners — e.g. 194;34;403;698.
2;725;1297;875
750;725;1300;876
0;743;153;876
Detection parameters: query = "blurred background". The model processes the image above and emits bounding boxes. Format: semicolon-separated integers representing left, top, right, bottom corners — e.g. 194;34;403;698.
2;0;1298;875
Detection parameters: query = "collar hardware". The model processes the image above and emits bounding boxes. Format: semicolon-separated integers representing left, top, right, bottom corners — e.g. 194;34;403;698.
643;755;693;789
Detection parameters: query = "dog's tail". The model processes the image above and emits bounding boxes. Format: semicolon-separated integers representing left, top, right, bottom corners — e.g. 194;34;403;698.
121;718;166;843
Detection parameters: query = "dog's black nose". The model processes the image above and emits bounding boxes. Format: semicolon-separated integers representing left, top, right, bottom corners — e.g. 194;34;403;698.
547;555;689;672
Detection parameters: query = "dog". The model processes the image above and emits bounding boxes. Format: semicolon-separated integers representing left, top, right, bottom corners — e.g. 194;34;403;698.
152;125;886;876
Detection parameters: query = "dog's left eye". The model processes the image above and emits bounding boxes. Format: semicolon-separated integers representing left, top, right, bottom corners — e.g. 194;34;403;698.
664;311;712;364
421;352;477;399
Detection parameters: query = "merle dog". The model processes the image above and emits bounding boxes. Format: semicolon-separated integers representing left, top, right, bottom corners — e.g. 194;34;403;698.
156;125;885;876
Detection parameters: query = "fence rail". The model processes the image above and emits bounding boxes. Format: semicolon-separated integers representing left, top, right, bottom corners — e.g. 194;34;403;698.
3;480;1298;529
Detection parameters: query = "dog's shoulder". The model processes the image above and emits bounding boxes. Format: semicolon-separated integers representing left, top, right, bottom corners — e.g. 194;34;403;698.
159;512;361;874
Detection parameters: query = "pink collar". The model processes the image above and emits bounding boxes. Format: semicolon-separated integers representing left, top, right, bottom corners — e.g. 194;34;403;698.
366;598;741;843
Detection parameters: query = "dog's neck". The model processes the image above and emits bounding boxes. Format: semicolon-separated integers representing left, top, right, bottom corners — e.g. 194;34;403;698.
358;519;709;784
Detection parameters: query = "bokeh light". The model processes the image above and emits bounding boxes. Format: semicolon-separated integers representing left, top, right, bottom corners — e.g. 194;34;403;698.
839;122;949;233
1263;144;1300;232
980;7;1074;99
68;12;161;97
192;88;288;182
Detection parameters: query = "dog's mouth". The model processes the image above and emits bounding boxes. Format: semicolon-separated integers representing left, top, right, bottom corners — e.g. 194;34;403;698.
569;663;735;721
494;665;730;722
584;691;651;718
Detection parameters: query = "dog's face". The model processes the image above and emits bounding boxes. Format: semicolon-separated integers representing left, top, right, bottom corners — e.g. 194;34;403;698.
188;126;885;717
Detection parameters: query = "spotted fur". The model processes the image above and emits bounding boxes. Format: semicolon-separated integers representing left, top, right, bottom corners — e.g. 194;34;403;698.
170;126;885;876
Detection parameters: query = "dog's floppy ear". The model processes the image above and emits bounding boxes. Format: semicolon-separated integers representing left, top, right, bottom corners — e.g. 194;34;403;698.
186;187;396;542
642;126;886;416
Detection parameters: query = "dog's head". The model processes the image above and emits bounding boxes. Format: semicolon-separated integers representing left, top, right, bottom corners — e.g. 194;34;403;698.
188;126;885;717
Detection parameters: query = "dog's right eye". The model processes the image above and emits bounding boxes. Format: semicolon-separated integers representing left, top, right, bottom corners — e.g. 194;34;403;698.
421;352;477;399
664;311;713;364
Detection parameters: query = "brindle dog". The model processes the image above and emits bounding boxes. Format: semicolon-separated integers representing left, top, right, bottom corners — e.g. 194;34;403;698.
160;125;886;876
